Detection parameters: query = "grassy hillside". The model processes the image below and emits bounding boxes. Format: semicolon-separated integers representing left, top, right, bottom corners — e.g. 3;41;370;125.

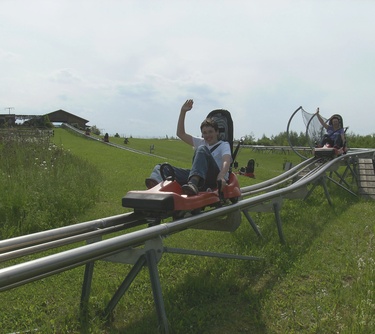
0;127;373;333
52;128;304;218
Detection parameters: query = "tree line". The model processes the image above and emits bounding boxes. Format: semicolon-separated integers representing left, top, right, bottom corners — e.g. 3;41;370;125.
87;125;375;149
240;131;375;148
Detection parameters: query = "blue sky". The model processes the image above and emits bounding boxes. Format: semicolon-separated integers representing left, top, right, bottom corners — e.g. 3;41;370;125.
1;0;374;139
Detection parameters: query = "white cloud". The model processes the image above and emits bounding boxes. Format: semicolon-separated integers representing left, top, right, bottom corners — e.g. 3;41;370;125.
49;69;82;84
0;0;374;139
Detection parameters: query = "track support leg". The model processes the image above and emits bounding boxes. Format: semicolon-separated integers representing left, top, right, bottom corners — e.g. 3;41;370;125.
146;249;170;333
103;255;146;318
241;209;263;238
80;261;95;321
273;202;285;244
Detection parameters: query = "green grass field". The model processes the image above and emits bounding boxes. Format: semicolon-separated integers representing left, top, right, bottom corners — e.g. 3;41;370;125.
0;128;374;333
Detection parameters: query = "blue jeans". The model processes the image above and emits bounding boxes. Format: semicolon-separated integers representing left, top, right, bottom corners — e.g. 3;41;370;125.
149;146;220;190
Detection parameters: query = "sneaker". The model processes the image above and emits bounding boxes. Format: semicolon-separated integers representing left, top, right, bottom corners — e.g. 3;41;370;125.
145;178;158;189
182;182;199;196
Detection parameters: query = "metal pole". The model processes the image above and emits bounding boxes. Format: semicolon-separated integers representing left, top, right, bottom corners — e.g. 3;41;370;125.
146;249;170;334
5;107;14;115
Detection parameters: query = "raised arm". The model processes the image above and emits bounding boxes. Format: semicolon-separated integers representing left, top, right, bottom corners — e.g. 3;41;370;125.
316;107;329;129
176;99;194;146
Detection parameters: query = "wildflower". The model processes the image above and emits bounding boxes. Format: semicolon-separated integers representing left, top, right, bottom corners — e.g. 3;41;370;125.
357;257;365;270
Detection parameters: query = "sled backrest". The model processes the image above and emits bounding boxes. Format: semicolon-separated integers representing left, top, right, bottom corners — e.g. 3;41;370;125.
206;109;236;162
328;114;344;128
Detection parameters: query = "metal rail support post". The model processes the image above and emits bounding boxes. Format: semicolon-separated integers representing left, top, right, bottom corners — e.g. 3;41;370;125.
102;255;146;319
146;249;170;334
79;237;170;333
304;175;333;206
273;201;285;244
80;261;95;320
241;209;263;239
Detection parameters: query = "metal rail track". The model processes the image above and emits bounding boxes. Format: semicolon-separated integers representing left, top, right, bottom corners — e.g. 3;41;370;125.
1;149;373;284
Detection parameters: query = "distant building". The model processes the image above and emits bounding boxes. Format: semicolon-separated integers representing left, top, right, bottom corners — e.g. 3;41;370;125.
45;109;89;129
1;110;89;129
0;114;16;126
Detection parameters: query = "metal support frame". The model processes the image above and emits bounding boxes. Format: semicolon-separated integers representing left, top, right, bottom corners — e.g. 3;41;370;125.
79;233;261;333
273;201;285;244
321;176;333;206
163;247;263;261
79;237;170;332
326;159;359;197
304;157;358;205
146;249;170;333
326;174;358;197
304;175;333;205
103;255;146;317
334;157;358;185
241;209;263;239
80;261;95;320
241;198;285;244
